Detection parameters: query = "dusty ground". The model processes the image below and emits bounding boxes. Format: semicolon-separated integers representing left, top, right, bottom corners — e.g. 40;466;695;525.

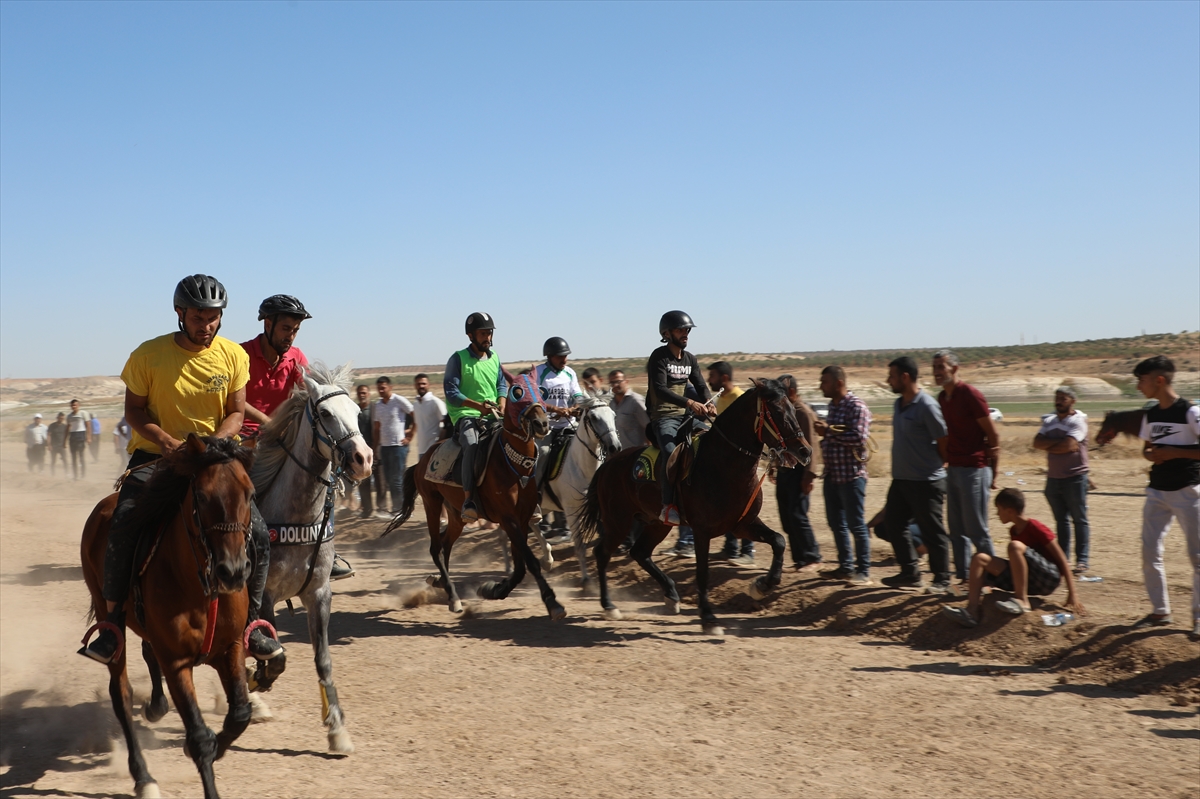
1;407;1198;799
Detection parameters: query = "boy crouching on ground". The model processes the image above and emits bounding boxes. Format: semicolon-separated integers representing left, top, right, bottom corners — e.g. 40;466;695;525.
943;488;1085;627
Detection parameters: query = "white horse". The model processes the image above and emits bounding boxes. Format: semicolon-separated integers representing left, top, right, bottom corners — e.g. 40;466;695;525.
247;363;373;754
531;395;622;589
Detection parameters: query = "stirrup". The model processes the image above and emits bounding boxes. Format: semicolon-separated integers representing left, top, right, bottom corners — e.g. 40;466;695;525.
244;619;284;660
658;505;680;526
78;620;125;664
330;554;355;581
461;501;480;524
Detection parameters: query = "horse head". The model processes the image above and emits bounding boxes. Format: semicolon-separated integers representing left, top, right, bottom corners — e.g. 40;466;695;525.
302;370;373;482
1095;407;1145;448
504;370;550;441
577;396;622;459
181;433;256;594
750;377;812;469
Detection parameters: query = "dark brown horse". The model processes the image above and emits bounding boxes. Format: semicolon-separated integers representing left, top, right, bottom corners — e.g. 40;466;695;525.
578;379;811;634
1096;407;1146;446
386;373;562;618
80;435;258;799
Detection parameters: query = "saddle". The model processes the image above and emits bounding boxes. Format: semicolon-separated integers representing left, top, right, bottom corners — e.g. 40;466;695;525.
535;426;575;489
425;419;502;488
632;418;706;486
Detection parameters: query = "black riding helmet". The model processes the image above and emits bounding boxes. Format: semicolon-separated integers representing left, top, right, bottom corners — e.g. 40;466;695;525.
543;337;571;357
465;312;496;335
258;294;313;321
659;310;696;342
174;274;228;310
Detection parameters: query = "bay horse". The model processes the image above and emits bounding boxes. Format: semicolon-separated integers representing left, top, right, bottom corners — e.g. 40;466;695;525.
249;363;373;754
1096;407;1146;446
386;372;562;618
530;395;623;589
578;379;811;634
80;434;257;799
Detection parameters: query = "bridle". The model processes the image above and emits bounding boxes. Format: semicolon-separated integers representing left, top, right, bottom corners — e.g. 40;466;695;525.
710;394;804;465
275;387;364;597
185;470;251;665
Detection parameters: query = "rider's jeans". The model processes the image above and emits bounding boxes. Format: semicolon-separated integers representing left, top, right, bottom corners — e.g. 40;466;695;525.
379;445;407;511
456;418;481;498
650;416;685;508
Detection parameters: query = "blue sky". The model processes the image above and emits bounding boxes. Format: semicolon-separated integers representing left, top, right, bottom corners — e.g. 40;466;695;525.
2;1;1197;378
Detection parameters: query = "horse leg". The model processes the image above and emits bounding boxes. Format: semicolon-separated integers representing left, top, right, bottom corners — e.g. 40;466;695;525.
244;590;279;722
498;525;512;574
213;643;251;759
694;531;723;635
593;520;625;619
141;640;169;723
107;654;160;798
741;519;786;600
305;585;354;754
478;531;528;600
513;524;566;620
629;524;682;615
528;518;554;571
163;663;220;799
430;508;464;613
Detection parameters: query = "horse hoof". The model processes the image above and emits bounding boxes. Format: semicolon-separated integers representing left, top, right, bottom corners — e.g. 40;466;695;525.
548;605;567;621
477;581;497;600
665;599;681;615
702;624;725;637
541;558;555;572
603;608;622;621
747;580;767;601
328;728;355;755
249;693;274;723
449;599;463;614
143;696;169;723
136;781;161;799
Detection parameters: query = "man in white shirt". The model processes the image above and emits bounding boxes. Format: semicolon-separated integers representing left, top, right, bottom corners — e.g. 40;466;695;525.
25;413;48;472
372;376;415;513
1033;386;1091;573
411;373;448;457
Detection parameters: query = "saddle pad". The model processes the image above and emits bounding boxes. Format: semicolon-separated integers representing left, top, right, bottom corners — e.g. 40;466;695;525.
268;519;334;546
427;439;461;484
543;431;574;485
631;436;702;484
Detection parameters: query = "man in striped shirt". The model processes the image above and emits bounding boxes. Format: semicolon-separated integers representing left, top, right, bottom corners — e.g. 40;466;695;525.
815;365;873;585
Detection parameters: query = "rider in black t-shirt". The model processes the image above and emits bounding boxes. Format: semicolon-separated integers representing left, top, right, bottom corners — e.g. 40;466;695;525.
646;310;713;525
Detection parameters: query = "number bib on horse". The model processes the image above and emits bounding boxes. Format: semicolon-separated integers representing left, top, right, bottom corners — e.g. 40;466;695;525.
268;519;335;546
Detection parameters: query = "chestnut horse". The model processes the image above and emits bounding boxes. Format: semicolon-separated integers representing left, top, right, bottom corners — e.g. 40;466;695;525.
385;372;563;618
1096;407;1146;446
578;379;811;634
80;435;257;799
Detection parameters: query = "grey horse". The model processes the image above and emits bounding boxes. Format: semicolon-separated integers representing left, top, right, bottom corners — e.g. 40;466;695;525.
249;363;372;754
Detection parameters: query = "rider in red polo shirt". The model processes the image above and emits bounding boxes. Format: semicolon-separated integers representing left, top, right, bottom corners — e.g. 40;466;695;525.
241;295;353;579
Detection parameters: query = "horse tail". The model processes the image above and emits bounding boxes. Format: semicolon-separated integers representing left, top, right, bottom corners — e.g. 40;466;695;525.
382;466;419;537
574;467;604;548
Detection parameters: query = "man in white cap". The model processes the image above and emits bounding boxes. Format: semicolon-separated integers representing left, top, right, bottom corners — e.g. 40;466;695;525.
25;413;48;472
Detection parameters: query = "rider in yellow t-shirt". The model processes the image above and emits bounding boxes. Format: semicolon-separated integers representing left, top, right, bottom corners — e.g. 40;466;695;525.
80;275;284;665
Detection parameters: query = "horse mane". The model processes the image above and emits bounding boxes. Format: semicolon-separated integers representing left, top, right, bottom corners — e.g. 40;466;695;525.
124;437;255;536
251;362;354;495
577;394;611;412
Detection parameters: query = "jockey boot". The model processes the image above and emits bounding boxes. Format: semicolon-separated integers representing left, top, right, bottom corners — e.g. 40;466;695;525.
79;608;125;665
246;553;284;661
330;552;355;581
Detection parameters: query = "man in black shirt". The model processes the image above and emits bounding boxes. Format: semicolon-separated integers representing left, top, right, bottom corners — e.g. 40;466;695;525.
646;310;713;525
1131;356;1200;637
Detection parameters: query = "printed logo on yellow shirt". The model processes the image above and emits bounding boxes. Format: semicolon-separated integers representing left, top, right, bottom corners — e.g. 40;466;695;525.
205;374;230;394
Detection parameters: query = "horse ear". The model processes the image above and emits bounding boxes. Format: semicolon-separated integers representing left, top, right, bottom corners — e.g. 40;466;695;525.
304;375;320;396
241;436;258;452
749;377;763;390
186;433;207;454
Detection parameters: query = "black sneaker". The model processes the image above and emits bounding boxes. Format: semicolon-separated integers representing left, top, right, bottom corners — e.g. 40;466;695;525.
330;555;355;581
247;628;284;660
78;613;125;665
819;566;853;580
719;548;739;561
880;572;926;589
926;580;952;595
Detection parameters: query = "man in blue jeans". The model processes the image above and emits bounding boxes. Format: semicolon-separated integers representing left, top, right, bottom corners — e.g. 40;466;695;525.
1034;386;1091;573
815;365;873;585
372;376;414;514
775;376;821;572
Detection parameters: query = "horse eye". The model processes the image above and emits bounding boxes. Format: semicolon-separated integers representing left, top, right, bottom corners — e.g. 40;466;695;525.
320;408;331;417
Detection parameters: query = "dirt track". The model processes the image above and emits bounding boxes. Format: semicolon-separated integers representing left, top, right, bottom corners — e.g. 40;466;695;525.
1;430;1198;799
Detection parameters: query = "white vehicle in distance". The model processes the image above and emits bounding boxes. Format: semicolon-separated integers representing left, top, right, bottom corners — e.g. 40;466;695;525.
809;402;829;420
989;407;1004;422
